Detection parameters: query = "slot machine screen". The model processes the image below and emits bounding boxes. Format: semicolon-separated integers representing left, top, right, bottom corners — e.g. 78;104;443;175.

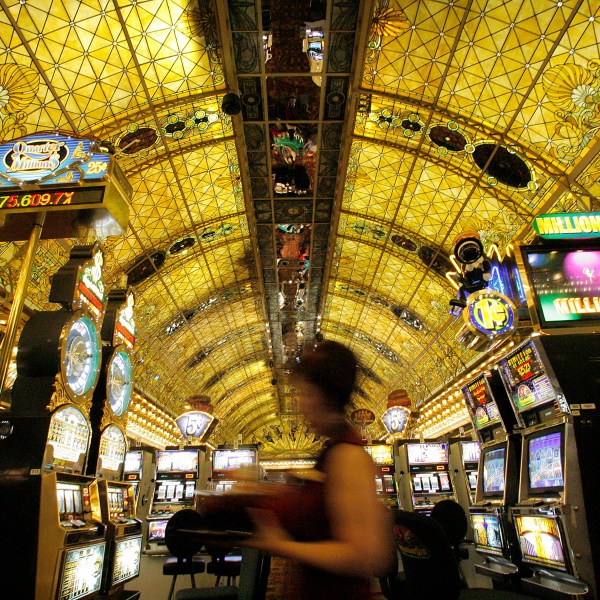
148;519;168;541
364;444;394;465
498;341;557;413
375;478;384;493
212;448;257;478
482;446;506;495
406;442;449;465
513;514;568;570
462;375;502;430
156;450;198;473
520;244;600;329
471;513;504;556
58;542;105;600
111;535;142;586
461;441;481;463
468;472;478;491
124;450;142;473
527;429;564;493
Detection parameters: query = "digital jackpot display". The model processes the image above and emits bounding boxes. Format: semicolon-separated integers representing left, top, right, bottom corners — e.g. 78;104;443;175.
0;187;104;211
521;245;600;328
462;375;502;430
406;442;449;465
499;341;556;413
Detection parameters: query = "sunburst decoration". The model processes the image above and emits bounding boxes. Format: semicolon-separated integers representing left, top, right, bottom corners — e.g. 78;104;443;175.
371;4;410;38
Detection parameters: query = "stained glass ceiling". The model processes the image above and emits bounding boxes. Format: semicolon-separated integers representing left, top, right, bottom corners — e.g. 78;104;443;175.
0;0;598;456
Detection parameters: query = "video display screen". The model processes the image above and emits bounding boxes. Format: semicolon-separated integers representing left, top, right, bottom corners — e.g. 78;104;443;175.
472;514;504;555
148;519;168;541
461;441;481;463
521;245;600;328
156;450;198;473
499;341;557;413
212;449;257;474
462;375;502;430
111;535;142;585
406;443;449;465
364;444;394;465
124;450;142;473
468;471;478;491
58;542;105;600
482;447;506;494
513;515;567;570
528;431;564;491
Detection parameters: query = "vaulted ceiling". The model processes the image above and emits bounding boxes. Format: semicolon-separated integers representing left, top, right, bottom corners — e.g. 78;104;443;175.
0;0;598;456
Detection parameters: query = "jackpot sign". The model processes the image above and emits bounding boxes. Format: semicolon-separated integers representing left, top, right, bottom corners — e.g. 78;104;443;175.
465;289;517;338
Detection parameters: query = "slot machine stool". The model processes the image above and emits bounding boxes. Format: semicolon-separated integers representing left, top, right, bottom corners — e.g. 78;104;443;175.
164;511;207;600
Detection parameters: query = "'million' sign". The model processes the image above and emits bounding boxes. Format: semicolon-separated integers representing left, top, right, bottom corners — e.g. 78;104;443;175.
533;213;600;240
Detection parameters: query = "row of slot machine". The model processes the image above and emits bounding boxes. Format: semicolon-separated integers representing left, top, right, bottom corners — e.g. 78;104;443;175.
0;244;144;600
462;334;599;600
363;333;598;599
143;445;259;554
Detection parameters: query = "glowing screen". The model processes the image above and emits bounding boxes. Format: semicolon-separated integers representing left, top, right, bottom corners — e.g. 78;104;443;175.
528;431;564;490
513;515;567;570
483;447;505;493
472;514;503;555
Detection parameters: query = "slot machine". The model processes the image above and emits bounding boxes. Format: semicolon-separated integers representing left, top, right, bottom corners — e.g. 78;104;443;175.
93;479;142;598
0;243;110;600
449;439;480;538
210;445;260;491
396;441;456;514
123;449;154;522
364;442;399;509
461;369;523;582
146;448;206;554
498;336;596;598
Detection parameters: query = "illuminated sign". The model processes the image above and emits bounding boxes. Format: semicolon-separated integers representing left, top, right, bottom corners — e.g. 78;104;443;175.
521;245;600;327
175;410;214;439
0;132;110;186
0;186;105;211
115;291;136;348
351;408;376;425
465;290;517;337
462;375;502;430
77;243;106;316
381;406;410;435
533;212;600;240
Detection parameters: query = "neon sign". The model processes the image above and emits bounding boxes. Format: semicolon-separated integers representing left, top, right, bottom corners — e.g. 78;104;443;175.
533;212;600;240
381;406;410;435
465;289;517;337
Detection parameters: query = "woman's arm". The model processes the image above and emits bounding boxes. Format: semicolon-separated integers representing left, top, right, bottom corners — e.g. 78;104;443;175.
246;443;396;578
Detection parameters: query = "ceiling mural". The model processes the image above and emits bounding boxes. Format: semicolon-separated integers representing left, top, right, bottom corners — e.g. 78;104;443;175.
0;0;598;457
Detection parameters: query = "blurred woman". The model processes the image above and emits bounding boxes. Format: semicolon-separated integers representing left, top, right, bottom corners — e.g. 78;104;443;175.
245;341;396;599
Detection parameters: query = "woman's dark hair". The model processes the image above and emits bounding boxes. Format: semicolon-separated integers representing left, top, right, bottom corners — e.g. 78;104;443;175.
291;341;357;412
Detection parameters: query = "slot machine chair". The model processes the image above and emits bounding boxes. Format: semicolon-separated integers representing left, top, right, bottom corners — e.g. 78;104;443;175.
385;510;537;600
175;547;270;600
205;542;243;587
430;500;470;562
164;510;207;600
